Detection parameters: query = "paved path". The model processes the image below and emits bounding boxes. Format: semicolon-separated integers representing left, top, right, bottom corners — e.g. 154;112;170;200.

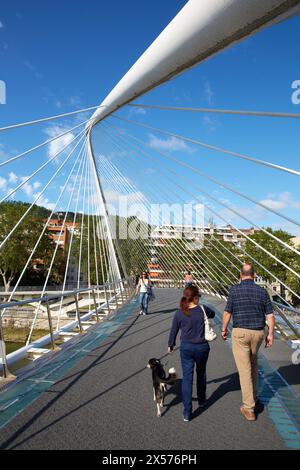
0;289;299;450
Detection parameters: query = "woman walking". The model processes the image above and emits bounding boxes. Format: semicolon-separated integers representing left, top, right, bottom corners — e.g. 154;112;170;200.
168;285;215;421
135;271;152;315
184;271;194;288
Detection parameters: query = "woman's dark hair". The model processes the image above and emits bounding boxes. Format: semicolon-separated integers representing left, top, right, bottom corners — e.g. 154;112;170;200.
180;285;201;315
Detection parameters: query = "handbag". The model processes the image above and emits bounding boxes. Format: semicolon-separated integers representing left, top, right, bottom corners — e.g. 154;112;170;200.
142;279;152;295
200;305;217;341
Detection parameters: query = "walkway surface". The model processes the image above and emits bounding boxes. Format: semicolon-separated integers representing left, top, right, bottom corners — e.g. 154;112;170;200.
0;289;300;450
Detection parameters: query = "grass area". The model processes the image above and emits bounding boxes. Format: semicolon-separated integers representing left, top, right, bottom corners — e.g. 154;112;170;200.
3;327;49;344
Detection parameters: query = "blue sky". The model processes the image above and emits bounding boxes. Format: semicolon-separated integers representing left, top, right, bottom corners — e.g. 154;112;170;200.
0;1;300;235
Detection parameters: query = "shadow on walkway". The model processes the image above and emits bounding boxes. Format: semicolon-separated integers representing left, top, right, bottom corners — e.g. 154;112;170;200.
277;364;300;387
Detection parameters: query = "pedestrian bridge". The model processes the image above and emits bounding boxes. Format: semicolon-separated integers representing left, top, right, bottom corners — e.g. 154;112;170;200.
0;288;299;450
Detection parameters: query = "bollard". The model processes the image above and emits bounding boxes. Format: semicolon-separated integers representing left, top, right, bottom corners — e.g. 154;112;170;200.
92;289;100;323
74;293;83;334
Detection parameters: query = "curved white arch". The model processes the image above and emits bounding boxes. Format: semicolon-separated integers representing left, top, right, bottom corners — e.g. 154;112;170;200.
86;0;300;283
88;0;300;128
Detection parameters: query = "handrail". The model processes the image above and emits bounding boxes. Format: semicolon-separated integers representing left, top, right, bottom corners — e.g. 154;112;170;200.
272;301;300;316
0;281;124;311
272;304;300;340
0;277;134;378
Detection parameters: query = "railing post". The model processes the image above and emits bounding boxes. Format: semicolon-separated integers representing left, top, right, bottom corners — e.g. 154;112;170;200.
92;289;100;323
74;292;83;334
127;278;131;299
119;280;125;304
127;277;133;297
113;282;119;308
123;279;128;300
104;283;111;315
45;298;59;351
0;313;16;382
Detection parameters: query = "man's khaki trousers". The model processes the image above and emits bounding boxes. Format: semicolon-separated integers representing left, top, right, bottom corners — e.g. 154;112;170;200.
231;328;265;411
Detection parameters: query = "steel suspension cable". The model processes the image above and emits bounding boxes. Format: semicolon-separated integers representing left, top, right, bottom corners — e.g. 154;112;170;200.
106;120;300;254
26;142;86;342
1;139;86;320
111;115;300;177
56;148;88;330
0;116;94;169
103;122;300;281
127;103;300;120
96;131;231;295
0;105;105;132
0;134;86;251
0;127;86;204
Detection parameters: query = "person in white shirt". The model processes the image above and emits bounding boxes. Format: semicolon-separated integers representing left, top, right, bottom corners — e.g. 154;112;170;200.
135;271;152;315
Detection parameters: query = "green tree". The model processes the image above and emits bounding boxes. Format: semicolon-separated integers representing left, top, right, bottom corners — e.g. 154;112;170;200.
244;228;300;304
202;236;241;287
0;202;54;290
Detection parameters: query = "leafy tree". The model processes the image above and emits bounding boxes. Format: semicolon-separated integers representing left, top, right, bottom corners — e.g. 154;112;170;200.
70;214;152;285
0;202;54;290
244;228;300;304
202;236;241;287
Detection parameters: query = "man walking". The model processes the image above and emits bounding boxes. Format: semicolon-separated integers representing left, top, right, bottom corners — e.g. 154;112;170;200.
222;263;275;421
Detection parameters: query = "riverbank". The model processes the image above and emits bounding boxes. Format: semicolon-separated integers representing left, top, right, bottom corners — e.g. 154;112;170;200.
3;327;49;344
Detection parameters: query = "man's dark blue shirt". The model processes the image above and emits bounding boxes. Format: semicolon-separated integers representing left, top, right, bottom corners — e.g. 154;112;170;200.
225;279;273;330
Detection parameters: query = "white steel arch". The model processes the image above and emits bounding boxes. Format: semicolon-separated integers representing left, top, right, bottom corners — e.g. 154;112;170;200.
88;0;300;127
86;0;300;282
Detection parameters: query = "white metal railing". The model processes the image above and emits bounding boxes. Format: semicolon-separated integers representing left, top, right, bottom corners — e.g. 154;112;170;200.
0;278;134;380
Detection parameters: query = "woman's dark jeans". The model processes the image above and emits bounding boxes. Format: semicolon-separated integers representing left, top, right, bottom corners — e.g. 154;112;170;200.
180;342;210;418
139;292;149;314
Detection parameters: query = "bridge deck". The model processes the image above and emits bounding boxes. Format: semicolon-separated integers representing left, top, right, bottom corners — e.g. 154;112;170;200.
0;289;299;450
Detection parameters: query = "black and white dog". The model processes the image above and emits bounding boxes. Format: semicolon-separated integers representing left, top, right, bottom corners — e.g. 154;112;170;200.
147;358;177;417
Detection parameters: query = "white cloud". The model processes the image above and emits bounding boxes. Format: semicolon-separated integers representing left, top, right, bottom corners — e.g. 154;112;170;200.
5;188;16;200
203;115;217;132
20;178;34;197
210;192;300;229
44;125;75;161
55;96;81;110
33;181;42;190
8;172;18;184
129;107;146;116
1;41;8;51
144;168;155;175
0;21;4;29
0;176;7;190
260;192;300;211
33;193;56;211
23;60;42;79
147;133;194;154
0;144;7;160
19;177;42;198
0;180;15;200
203;81;214;105
69;96;81;107
107;150;129;159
